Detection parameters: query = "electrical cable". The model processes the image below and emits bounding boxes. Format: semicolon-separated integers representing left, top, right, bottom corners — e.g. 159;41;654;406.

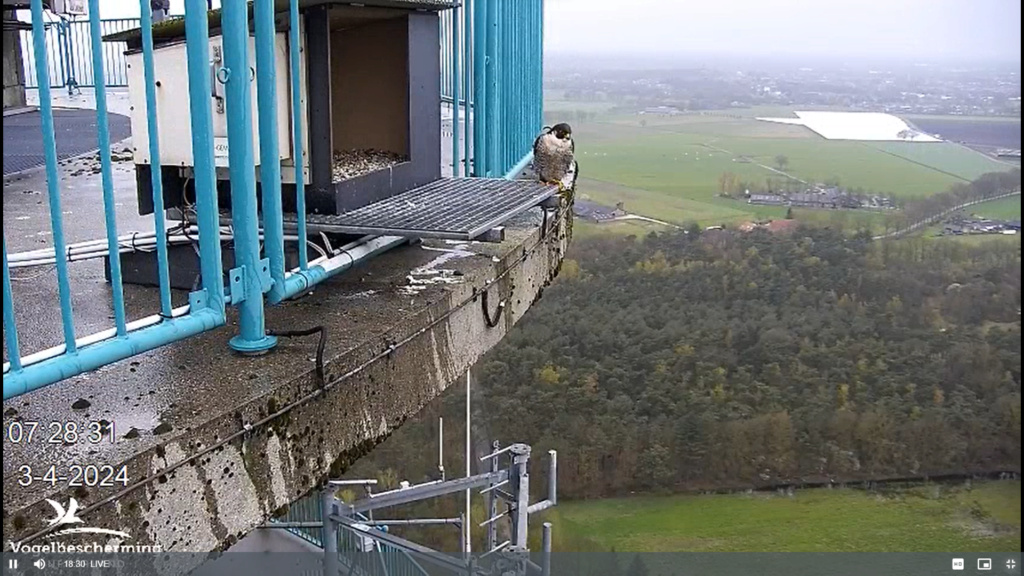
14;203;570;547
267;326;326;387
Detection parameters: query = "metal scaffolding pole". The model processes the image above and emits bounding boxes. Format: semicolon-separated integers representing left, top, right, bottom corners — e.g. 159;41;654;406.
321;488;339;576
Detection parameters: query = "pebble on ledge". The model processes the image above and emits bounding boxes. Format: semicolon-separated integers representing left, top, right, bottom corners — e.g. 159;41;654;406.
332;149;408;183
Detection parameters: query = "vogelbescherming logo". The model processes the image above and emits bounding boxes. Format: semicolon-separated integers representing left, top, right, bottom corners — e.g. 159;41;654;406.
8;498;131;552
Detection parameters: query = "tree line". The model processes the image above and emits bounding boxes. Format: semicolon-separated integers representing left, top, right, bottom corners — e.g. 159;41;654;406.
337;194;1020;551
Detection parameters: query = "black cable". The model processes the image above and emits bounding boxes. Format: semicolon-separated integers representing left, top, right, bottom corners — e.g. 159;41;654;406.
268;326;326;387
16;203;572;546
481;286;505;328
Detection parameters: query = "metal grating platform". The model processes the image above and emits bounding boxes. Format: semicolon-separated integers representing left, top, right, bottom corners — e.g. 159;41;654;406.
283;177;556;240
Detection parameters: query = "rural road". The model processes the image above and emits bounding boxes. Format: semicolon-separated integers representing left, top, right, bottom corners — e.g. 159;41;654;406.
873;189;1021;240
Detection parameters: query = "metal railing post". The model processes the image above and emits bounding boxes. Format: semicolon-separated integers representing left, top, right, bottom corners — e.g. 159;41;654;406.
29;0;76;354
485;0;499;177
87;0;127;337
139;0;173;317
184;0;226;315
472;0;487;176
451;4;461;179
289;0;309;271
253;0;287;305
221;0;276;353
462;0;472;177
2;238;21;373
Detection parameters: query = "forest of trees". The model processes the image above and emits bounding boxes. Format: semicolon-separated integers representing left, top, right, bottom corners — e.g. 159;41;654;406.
346;224;1020;509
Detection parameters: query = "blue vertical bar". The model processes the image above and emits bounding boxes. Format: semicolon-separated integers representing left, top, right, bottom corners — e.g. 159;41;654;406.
2;238;21;372
462;0;473;177
30;0;76;353
222;0;277;353
184;0;225;315
140;0;173;318
473;0;487;176
486;0;498;176
290;0;308;270
441;14;448;100
88;0;127;336
451;5;460;178
254;0;287;304
538;0;544;134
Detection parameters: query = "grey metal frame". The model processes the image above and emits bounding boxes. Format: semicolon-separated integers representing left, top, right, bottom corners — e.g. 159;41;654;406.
263;441;557;576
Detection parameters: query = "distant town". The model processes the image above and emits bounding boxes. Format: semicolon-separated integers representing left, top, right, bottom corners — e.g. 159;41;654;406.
547;59;1021;119
747;186;897;211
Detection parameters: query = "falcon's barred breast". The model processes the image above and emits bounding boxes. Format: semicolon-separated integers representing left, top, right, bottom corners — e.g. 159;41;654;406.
533;123;577;191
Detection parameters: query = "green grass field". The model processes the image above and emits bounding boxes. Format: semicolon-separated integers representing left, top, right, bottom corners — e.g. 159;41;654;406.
969;195;1022;220
868;141;1013;181
544;481;1021;553
573;219;670;241
558;105;1016;228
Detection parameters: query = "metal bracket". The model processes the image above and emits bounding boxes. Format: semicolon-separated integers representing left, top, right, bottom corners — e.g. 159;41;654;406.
256;257;273;293
229;265;246;304
188;288;209;311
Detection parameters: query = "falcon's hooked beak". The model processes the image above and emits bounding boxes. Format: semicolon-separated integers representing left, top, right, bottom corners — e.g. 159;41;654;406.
551;123;573;141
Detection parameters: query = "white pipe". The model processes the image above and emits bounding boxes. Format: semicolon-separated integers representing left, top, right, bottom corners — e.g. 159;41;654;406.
9;233;311;269
4;235;401;372
6;303;192;372
465;369;472;555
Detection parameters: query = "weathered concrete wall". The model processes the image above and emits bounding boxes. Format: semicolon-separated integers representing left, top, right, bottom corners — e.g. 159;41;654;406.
3;18;27;110
2;206;569;574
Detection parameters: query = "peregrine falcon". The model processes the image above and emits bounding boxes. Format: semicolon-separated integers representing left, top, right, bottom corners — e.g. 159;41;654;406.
533;123;578;193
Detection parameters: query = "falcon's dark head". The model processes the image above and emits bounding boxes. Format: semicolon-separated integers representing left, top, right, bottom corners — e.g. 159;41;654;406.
551;123;573;141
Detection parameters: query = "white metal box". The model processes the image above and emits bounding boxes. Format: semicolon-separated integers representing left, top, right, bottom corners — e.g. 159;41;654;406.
126;33;295;169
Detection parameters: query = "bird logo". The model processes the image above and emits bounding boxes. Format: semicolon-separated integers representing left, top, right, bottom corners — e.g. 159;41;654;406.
33;498;131;540
44;498;85;528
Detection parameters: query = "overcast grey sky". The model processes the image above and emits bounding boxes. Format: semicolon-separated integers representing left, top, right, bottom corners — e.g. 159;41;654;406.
543;0;1021;62
94;0;1020;63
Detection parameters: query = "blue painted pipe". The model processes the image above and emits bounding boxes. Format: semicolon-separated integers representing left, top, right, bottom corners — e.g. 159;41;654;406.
2;238;21;372
289;0;309;271
184;0;226;315
3;309;224;400
253;0;288;305
30;0;76;353
462;0;473;177
473;0;487;176
88;0;128;336
221;0;276;353
504;151;534;181
485;0;499;177
140;0;173;317
451;5;460;178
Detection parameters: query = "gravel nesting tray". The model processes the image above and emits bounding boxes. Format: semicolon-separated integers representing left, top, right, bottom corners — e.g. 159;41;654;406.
332;149;407;182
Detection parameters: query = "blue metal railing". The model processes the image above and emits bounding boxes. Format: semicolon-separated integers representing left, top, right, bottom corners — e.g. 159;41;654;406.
3;0;226;399
3;0;544;399
441;0;544;178
20;17;148;90
275;492;431;576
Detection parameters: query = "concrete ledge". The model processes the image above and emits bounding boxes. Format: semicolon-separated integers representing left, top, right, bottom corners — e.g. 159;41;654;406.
2;105;36;118
2;208;569;566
